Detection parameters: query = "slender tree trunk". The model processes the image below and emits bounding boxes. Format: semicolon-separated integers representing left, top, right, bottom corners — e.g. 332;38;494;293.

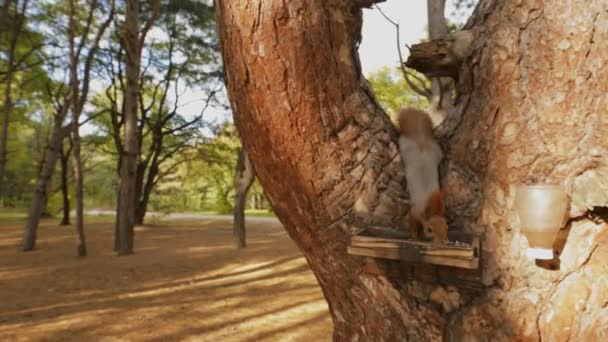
59;141;71;225
23;123;69;251
233;148;256;249
116;0;148;255
113;153;122;251
114;203;120;251
133;163;145;225
427;0;453;127
134;200;145;226
134;161;158;226
0;7;18;197
216;0;608;340
70;126;86;256
68;0;86;257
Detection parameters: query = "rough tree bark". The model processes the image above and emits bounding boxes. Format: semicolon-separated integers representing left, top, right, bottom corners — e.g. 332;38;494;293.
216;0;608;340
116;0;141;255
115;0;159;255
233;148;256;249
59;139;72;226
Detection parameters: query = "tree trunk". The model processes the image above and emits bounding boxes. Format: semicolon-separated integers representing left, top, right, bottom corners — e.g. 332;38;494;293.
0;4;18;198
216;0;608;340
426;0;453;127
59;141;71;226
23;123;69;251
70;123;86;257
68;0;86;257
134;159;158;226
133;162;146;225
116;0;143;255
233;148;256;249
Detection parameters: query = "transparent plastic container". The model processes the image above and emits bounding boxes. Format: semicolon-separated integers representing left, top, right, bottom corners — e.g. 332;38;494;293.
514;184;569;260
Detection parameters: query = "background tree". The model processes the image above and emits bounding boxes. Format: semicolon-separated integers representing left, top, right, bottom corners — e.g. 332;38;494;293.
95;0;219;233
58;137;72;225
22;0;113;252
233;147;255;248
115;0;160;255
0;0;28;195
216;0;608;340
0;0;45;198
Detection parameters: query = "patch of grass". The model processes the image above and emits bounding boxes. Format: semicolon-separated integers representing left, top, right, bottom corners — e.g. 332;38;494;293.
0;208;27;219
244;209;276;218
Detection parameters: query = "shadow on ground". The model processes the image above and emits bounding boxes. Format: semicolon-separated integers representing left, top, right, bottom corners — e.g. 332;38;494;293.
0;216;332;341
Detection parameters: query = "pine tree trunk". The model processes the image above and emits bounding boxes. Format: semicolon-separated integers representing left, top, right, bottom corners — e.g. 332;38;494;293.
23;123;69;251
133;163;145;225
59;141;71;226
68;0;86;257
134;161;158;226
116;0;142;255
134;201;145;226
0;10;18;198
71;125;86;257
233;148;256;249
216;0;608;340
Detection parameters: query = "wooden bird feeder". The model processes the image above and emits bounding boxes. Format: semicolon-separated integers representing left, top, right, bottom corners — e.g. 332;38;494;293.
348;227;481;270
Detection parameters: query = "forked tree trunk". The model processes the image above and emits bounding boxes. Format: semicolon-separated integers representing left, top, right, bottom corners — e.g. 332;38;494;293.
216;0;608;340
233;148;256;249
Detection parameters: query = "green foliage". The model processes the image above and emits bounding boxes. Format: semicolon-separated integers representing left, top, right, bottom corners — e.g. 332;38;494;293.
149;122;239;214
1;0;263;219
366;66;428;121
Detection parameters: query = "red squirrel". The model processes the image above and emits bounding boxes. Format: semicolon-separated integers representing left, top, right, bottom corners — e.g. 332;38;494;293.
397;107;448;244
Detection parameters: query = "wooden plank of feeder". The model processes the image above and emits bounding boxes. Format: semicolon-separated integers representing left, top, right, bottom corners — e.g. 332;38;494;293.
351;241;474;259
348;230;481;269
351;235;475;259
347;246;479;269
351;231;478;249
351;234;473;250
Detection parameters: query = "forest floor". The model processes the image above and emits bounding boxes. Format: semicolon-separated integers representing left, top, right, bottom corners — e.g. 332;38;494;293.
0;215;332;341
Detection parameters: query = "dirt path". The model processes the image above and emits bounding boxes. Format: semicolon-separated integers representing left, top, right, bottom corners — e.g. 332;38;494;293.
0;216;332;341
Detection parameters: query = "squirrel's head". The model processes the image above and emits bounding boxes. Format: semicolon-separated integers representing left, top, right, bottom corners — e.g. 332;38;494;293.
423;216;449;243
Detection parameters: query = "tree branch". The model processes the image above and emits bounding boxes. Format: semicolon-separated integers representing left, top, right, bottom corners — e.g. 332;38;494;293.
374;5;432;98
354;0;386;8
138;0;160;48
404;29;475;78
